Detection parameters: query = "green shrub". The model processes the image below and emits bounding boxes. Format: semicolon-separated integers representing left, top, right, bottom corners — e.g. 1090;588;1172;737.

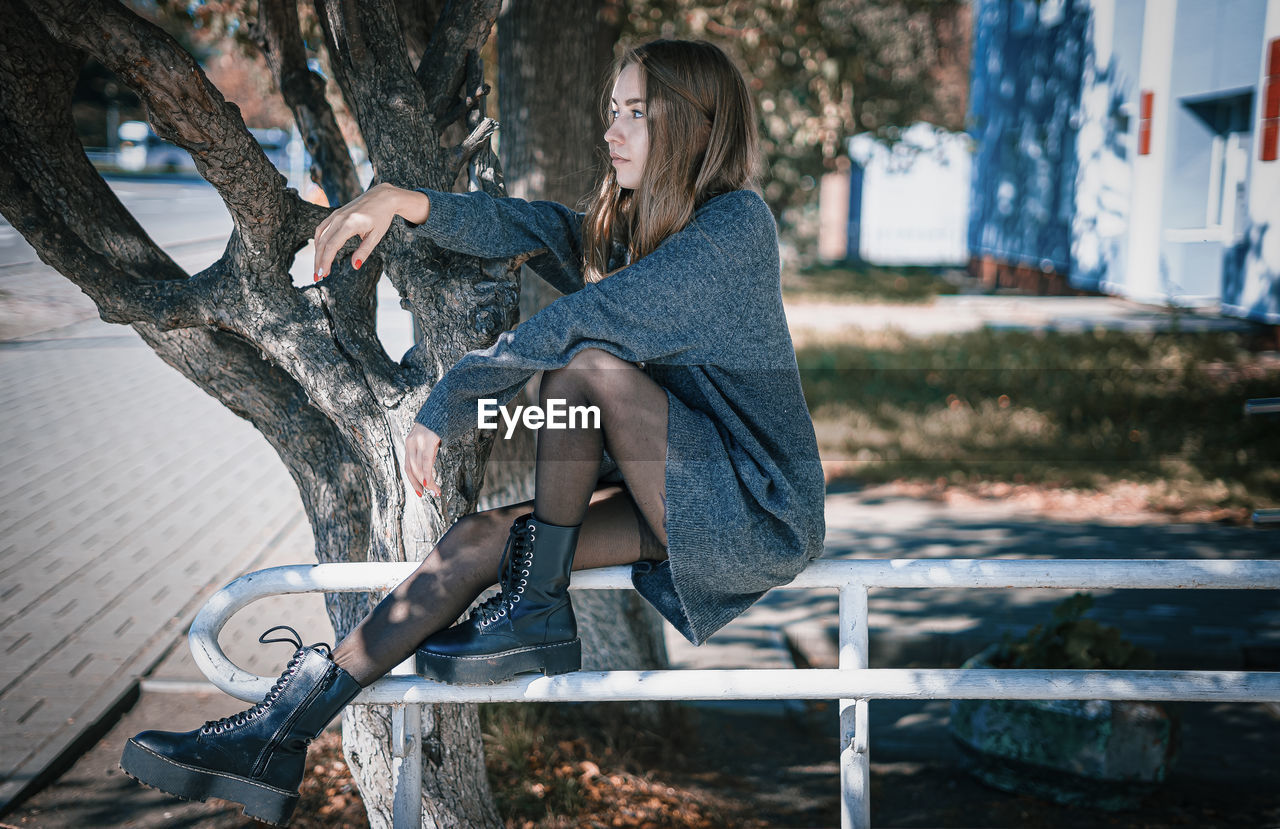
994;592;1154;670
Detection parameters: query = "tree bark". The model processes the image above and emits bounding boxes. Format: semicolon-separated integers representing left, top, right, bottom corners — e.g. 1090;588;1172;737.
491;0;671;720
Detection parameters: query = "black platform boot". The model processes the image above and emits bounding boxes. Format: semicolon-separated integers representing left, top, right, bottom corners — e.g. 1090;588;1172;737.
416;512;582;684
120;626;362;826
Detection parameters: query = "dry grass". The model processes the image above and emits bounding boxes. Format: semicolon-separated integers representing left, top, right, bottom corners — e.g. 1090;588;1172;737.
291;707;767;829
479;703;763;829
781;262;962;304
799;327;1280;520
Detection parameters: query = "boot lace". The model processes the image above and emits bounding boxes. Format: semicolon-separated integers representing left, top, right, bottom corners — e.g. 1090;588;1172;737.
199;625;332;735
473;514;536;628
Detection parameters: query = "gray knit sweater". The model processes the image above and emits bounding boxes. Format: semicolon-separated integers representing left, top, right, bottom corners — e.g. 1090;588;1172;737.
399;186;826;646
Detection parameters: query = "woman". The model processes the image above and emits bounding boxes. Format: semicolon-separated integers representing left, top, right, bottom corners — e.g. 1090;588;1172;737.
121;38;826;826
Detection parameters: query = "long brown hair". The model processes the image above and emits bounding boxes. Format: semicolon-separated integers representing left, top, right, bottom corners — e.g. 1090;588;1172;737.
580;39;761;283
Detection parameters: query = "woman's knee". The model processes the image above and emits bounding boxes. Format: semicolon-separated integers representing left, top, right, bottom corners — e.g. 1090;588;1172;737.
541;348;636;406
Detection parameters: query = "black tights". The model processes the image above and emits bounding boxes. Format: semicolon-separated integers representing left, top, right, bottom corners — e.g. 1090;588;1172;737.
331;348;670;686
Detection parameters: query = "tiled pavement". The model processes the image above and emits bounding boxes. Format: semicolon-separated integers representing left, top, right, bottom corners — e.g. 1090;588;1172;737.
0;315;326;810
0;202;410;811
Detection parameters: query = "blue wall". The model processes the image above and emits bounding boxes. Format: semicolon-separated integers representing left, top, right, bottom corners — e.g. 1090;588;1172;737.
967;0;1089;273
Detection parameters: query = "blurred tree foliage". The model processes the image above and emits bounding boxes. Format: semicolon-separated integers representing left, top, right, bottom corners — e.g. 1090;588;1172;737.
121;0;970;224
620;0;970;219
121;0;364;154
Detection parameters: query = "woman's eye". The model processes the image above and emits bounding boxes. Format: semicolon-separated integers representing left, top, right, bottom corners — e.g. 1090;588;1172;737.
632;109;645;119
608;109;619;121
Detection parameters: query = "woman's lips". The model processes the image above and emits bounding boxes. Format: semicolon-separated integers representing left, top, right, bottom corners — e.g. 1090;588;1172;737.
611;155;628;164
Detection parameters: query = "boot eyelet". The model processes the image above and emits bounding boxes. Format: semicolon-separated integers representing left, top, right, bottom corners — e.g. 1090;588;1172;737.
499;608;507;616
521;568;530;577
511;594;521;603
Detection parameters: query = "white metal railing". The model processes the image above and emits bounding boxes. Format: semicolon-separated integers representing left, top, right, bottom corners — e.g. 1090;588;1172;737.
189;559;1280;829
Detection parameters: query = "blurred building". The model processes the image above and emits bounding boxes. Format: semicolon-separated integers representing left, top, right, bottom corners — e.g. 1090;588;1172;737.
967;0;1279;324
830;123;974;267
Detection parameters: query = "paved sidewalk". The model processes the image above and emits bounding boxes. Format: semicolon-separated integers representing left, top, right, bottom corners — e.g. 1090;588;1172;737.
0;316;319;811
0;227;409;812
782;293;1263;338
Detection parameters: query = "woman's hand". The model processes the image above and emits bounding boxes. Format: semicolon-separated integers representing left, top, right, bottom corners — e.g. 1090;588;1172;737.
405;422;443;498
312;183;431;281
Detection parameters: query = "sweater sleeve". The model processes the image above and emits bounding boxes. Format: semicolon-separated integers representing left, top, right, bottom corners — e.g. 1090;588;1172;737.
399;187;587;295
415;191;768;443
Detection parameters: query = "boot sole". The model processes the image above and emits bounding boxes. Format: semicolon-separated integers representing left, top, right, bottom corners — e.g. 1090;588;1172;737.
416;638;582;685
120;738;298;826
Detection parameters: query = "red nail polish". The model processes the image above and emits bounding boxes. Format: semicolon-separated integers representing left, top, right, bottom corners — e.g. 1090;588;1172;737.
353;258;362;270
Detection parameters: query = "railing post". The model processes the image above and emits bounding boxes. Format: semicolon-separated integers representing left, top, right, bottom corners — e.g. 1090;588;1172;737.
1245;398;1280;524
839;582;870;829
389;658;422;828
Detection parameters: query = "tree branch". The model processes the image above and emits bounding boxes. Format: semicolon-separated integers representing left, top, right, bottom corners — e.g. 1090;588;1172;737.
0;6;209;329
250;0;363;210
394;0;449;69
312;0;440;184
0;167;208;328
25;0;291;259
416;0;502;121
438;47;493;132
449;115;499;183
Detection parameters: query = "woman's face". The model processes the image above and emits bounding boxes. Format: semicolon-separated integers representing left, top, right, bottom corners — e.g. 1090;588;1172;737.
605;62;649;190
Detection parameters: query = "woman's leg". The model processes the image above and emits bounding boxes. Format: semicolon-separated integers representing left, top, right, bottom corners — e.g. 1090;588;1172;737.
332;484;661;685
119;350;673;819
333;346;672;686
529;349;670;544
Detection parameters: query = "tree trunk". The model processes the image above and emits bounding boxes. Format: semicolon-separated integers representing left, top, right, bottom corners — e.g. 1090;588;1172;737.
491;0;671;719
0;0;521;824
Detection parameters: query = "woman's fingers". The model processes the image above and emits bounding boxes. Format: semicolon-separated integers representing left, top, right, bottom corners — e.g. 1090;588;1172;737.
405;426;422;496
349;232;379;272
315;218;370;281
312;213;341;279
313;220;343;281
312;184;397;281
405;423;442;498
